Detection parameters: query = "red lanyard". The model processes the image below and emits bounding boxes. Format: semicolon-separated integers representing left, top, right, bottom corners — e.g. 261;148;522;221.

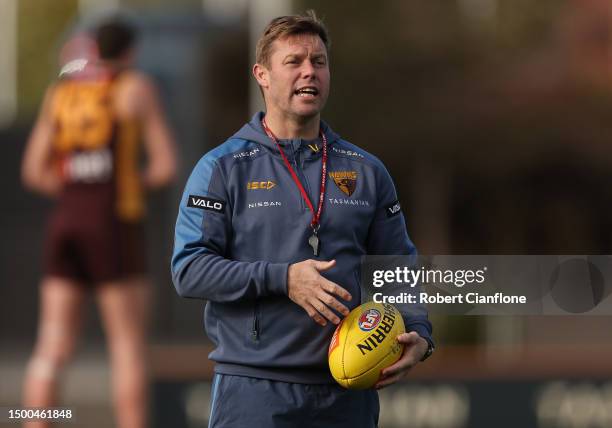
261;117;327;232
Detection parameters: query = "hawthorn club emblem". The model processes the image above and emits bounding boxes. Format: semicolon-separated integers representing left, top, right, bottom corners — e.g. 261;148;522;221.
329;171;357;196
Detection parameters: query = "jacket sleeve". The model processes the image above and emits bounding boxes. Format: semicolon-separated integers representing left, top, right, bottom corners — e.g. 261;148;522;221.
366;160;434;346
171;152;288;302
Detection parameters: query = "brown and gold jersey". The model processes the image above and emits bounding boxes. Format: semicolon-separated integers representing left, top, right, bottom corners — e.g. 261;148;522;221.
49;74;144;222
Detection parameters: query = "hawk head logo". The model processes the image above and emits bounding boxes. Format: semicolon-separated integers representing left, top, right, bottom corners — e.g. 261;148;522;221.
329;171;357;196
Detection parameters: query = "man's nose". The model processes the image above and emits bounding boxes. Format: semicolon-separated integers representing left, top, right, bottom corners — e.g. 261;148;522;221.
300;60;316;79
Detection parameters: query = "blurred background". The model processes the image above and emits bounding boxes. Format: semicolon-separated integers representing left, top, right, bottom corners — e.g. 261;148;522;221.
2;0;612;427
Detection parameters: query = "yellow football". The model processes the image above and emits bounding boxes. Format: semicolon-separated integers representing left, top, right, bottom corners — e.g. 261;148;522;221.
328;301;405;389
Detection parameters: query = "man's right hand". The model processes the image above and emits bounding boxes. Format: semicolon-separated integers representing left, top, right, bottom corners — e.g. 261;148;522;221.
287;259;352;326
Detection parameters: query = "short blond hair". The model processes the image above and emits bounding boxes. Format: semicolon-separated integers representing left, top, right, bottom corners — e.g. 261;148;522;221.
255;10;330;68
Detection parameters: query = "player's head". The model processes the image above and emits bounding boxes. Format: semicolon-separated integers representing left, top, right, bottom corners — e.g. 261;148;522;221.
95;18;137;62
253;10;331;121
255;10;330;69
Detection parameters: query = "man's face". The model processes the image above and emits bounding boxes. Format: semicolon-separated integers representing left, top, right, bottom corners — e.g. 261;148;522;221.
256;34;330;120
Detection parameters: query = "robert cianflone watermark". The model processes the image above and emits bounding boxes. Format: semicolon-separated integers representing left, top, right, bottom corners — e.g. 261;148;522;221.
360;255;612;315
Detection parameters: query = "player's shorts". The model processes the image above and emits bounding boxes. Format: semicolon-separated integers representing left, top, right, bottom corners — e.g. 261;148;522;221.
43;204;146;284
207;374;379;428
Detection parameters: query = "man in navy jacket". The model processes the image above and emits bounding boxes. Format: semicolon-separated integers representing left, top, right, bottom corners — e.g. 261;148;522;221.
172;10;433;428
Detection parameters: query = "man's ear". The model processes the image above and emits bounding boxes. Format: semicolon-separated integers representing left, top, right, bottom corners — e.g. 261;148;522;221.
252;63;269;89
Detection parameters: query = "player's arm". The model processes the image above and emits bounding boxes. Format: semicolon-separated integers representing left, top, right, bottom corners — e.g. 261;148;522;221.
121;72;178;189
21;86;62;197
366;161;433;341
172;151;351;324
171;153;289;302
366;160;432;388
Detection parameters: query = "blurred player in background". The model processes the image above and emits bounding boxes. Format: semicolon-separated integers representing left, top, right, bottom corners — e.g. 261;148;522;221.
21;17;177;428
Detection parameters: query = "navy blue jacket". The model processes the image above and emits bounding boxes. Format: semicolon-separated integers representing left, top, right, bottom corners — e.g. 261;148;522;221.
171;112;432;384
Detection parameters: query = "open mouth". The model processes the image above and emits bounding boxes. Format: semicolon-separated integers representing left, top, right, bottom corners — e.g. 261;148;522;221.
294;86;319;98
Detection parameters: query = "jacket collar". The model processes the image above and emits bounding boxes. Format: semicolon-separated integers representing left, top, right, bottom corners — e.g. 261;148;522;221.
231;111;341;155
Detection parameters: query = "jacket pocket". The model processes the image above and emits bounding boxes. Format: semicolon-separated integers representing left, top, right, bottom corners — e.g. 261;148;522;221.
251;300;260;341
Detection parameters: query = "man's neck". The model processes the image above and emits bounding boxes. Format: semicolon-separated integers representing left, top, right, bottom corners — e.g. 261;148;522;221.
263;110;320;140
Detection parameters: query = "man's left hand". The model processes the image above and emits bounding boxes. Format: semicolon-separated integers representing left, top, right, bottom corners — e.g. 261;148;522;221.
374;332;429;390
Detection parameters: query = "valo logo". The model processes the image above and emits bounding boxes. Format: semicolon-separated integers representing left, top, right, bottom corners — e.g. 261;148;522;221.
386;200;401;217
187;195;226;213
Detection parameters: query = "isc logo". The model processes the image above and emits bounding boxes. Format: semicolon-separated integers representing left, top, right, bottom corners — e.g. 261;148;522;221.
247;181;276;190
358;309;381;331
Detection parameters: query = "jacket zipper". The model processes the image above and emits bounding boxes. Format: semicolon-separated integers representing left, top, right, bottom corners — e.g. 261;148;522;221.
286;145;305;211
293;150;310;211
354;271;363;304
252;300;260;341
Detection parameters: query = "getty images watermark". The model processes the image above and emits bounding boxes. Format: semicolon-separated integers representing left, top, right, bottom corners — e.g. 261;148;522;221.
360;256;612;315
